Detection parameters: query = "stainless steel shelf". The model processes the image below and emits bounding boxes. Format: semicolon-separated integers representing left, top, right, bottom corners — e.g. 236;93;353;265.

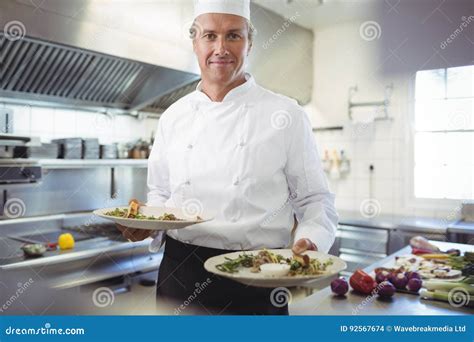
40;159;148;169
0;158;148;169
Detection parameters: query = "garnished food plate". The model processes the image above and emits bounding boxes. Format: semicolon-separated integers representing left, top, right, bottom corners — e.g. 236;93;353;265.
204;249;346;288
386;254;467;281
93;206;213;230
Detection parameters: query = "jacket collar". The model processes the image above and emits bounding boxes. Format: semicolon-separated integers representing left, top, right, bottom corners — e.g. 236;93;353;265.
194;73;255;103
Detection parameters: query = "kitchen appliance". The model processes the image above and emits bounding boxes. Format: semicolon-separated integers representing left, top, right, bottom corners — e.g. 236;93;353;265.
0;133;41;159
13;143;59;159
0;165;41;184
0;135;42;184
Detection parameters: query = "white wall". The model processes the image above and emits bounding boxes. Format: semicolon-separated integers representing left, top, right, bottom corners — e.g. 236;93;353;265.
304;21;462;220
10;104;157;145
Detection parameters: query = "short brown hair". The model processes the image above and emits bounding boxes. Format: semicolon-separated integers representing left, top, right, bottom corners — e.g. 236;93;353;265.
189;19;256;42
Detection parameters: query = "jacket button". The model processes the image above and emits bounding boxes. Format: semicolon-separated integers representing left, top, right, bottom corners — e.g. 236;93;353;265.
187;144;193;149
185;180;191;185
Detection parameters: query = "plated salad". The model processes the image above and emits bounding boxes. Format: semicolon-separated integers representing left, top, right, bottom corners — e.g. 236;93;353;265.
215;249;333;277
105;207;183;221
105;199;202;221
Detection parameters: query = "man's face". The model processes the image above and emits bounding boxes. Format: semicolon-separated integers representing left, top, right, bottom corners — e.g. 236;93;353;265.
193;13;251;84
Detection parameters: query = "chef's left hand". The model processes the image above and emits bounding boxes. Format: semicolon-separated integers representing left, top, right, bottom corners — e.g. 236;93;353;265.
116;224;152;242
292;238;317;254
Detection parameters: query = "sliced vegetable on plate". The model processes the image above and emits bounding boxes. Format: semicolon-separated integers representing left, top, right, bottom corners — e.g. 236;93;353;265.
205;249;346;288
94;199;214;231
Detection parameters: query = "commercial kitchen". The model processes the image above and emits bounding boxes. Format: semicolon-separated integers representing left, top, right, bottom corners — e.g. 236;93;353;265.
0;0;473;316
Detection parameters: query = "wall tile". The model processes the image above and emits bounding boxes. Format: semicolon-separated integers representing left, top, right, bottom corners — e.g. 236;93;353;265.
30;107;55;135
335;197;357;212
11;104;32;134
54;108;77;136
113;115;133;141
328;176;355;197
76;112;100;138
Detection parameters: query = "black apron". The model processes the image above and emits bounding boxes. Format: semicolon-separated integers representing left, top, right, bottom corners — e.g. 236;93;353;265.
156;235;289;315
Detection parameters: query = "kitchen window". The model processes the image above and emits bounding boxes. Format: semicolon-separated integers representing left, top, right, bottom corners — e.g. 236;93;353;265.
414;65;473;200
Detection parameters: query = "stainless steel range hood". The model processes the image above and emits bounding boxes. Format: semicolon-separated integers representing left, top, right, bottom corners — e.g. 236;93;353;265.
0;0;201;114
0;33;200;113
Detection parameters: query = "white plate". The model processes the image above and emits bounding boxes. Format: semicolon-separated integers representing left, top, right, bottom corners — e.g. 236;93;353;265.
93;206;213;230
204;249;347;288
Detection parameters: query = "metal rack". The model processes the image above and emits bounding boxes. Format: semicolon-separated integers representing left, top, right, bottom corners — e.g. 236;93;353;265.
348;84;393;121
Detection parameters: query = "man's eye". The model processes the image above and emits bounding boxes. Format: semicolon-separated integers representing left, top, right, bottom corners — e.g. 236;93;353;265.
203;33;216;40
228;33;241;40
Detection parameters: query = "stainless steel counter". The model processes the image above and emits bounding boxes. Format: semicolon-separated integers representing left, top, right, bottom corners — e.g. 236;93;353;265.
1;236;162;289
338;210;451;233
0;214;162;289
448;220;474;236
290;241;473;315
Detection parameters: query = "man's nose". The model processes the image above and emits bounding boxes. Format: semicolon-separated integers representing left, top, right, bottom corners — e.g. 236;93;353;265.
214;36;229;55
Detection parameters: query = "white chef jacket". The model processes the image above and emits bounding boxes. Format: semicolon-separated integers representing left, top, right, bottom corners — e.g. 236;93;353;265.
147;73;338;252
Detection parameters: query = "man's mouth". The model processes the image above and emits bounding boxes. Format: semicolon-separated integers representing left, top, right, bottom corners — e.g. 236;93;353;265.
209;60;235;65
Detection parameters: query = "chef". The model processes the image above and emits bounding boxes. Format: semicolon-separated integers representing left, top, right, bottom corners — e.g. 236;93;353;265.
118;0;338;315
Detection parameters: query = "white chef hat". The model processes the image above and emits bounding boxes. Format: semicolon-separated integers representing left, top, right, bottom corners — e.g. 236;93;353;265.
193;0;251;21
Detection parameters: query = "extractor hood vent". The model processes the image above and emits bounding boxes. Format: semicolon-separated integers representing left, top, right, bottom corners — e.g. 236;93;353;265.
0;33;200;113
143;80;201;113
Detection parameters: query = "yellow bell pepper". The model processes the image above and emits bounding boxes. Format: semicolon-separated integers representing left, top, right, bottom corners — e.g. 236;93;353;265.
58;233;75;250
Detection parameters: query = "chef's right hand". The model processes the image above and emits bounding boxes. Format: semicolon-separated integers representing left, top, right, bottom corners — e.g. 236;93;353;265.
116;224;152;242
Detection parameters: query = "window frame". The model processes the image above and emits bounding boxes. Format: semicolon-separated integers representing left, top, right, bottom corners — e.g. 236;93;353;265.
404;71;470;211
